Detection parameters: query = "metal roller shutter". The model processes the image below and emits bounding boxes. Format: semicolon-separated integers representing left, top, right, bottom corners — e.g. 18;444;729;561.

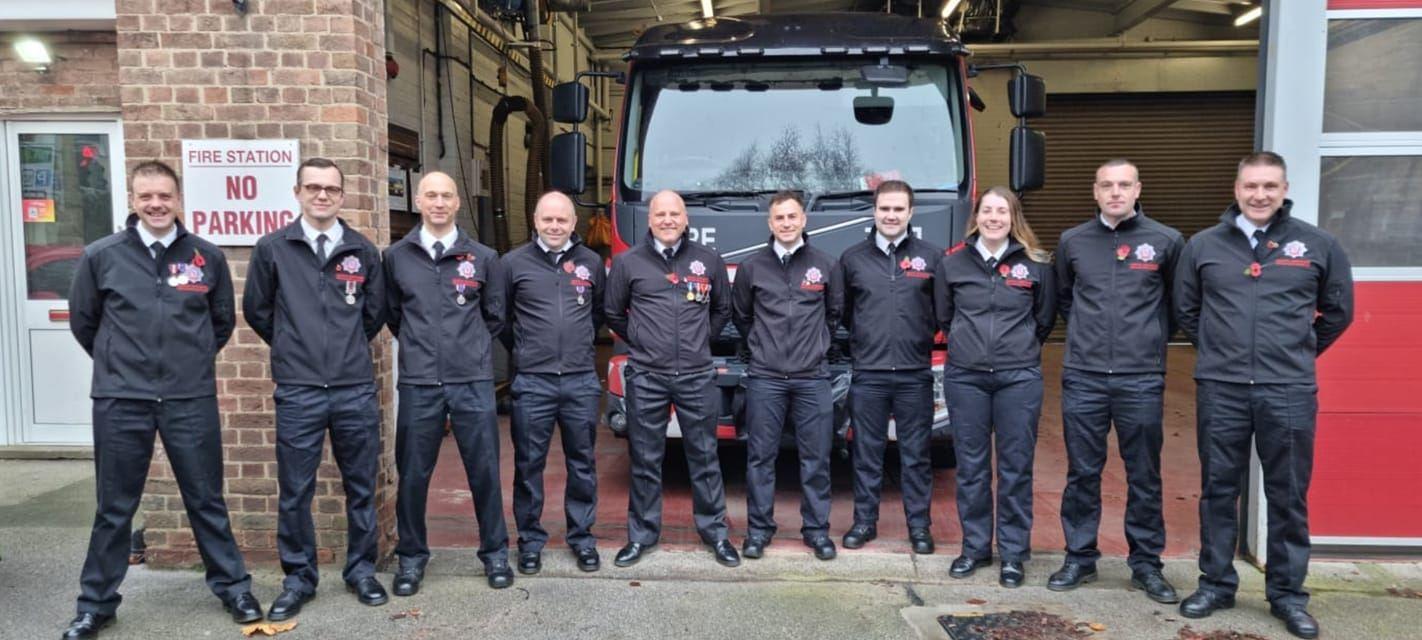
1023;91;1257;252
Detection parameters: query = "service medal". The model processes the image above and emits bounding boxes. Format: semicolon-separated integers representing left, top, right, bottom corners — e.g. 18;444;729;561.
456;294;466;305
345;294;356;305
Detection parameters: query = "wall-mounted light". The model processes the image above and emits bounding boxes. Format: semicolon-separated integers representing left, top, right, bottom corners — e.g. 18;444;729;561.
940;0;964;19
1234;5;1262;27
13;37;52;72
700;0;714;19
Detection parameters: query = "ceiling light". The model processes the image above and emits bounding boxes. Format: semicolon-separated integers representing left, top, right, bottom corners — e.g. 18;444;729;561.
1234;5;1262;27
700;0;713;19
13;38;51;66
940;0;963;19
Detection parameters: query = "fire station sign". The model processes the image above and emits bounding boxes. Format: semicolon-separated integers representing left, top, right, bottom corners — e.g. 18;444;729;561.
181;139;300;246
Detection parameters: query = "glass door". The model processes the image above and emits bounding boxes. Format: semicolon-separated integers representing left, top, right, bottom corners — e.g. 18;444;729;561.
1;121;127;445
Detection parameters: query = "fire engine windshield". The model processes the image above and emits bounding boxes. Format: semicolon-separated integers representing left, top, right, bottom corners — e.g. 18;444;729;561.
620;59;966;198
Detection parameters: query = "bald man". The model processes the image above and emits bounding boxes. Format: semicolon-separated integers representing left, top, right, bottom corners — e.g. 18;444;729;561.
499;192;606;574
383;171;512;594
604;190;739;568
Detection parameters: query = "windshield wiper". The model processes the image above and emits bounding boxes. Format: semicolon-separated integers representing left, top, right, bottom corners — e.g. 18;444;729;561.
679;189;780;202
807;190;874;210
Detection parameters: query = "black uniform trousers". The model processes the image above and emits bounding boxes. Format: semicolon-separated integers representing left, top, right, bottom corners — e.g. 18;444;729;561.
623;366;730;545
274;383;380;594
848;369;934;529
1059;370;1167;572
744;376;833;540
394;381;509;570
1195;380;1317;608
77;397;250;615
944;364;1043;562
510;372;601;553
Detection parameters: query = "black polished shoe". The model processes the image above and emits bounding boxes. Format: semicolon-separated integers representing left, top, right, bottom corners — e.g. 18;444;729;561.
486;561;515;589
1046;562;1097;592
574;547;601;572
842;523;877;549
1271;604;1320;639
710;539;742;567
518;551;542;575
806;536;837;561
347;576;389;606
1131;569;1180;604
266;589;313;621
999;561;1026;588
909;528;935;555
614;542;655;567
742;535;770;559
223;592;264;624
392;568;423;597
948;554;993;579
1179;589;1236;619
62;612;114;639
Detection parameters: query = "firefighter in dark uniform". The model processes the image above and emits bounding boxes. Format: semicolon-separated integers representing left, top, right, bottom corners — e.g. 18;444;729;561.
64;161;261;639
243;158;388;620
838;180;942;556
934;186;1056;588
605;189;740;569
731;191;844;561
1048;159;1183;603
383;171;512;594
1174;152;1353;640
501;191;605;575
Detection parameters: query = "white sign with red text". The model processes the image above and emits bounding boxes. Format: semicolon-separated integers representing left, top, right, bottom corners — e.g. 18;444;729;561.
181;139;300;246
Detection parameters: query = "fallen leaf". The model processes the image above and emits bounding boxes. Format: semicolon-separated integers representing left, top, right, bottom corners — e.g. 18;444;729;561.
1387;587;1422;599
629;581;641;587
241;621;298;637
389;608;423;620
1089;622;1107;631
965;598;987;605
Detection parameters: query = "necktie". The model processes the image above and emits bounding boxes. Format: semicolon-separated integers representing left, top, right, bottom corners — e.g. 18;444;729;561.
781;252;792;267
551;251;563;266
663;247;675;265
150;241;165;261
1252;229;1268;261
987;256;998;270
432;240;445;262
886;241;897;256
316;233;329;264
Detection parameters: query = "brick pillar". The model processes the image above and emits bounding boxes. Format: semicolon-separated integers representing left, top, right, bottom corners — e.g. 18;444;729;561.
115;0;394;567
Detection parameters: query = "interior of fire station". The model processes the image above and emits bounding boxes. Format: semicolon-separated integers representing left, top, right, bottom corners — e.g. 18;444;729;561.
378;0;1273;558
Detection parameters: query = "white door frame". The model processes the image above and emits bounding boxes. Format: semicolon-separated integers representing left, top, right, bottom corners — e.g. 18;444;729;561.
0;118;127;446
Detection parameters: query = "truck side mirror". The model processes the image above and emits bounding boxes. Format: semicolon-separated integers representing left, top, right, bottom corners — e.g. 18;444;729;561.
550;132;587;194
1010;127;1045;191
552;82;589;124
1008;74;1046;119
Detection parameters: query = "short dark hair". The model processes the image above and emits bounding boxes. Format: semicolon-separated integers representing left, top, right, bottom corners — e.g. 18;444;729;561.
874;179;913;208
1238;151;1287;178
768;190;803;209
297;156;345;186
1097;158;1138;174
130;160;180;191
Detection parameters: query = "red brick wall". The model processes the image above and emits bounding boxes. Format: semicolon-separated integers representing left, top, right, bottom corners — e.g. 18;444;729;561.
114;0;395;567
0;31;120;114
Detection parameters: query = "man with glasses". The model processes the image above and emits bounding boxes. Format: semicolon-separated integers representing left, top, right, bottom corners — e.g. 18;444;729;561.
243;157;388;620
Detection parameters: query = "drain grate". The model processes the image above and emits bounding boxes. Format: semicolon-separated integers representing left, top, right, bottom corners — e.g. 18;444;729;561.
938;610;1095;640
